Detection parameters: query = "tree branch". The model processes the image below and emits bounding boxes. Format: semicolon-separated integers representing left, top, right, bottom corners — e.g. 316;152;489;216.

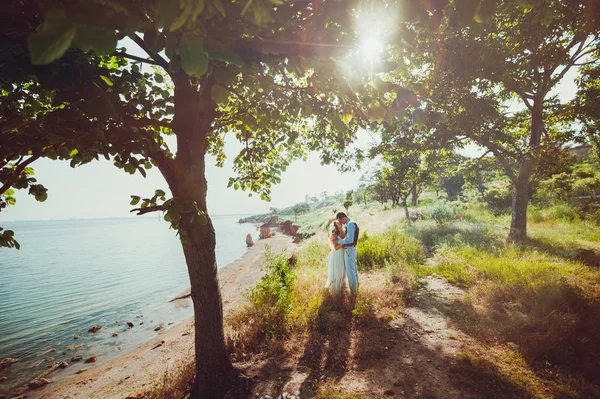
129;33;169;70
0;153;40;195
124;117;173;130
115;51;165;67
130;204;166;215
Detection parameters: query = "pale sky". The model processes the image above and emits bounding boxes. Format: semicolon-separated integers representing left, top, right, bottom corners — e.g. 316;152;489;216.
1;138;372;221
0;38;581;222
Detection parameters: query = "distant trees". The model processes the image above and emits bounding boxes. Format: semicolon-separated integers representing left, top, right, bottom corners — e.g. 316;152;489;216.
343;190;353;214
292;202;310;222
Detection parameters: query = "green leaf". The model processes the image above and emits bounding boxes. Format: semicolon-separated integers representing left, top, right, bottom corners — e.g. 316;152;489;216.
155;0;180;28
100;75;113;86
213;67;238;85
412;109;428;125
179;34;209;77
242;0;253;16
154;73;164;83
474;0;496;23
169;4;192;32
138;166;147;177
211;85;229;105
204;38;244;67
155;189;166;197
212;0;226;17
332;114;348;132
130;195;141;205
165;35;178;59
28;13;77;65
71;24;118;55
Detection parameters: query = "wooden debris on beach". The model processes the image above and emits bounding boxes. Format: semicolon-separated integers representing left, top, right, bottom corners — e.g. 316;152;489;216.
36;348;56;357
11;360;62;397
169;292;191;302
152;340;165;350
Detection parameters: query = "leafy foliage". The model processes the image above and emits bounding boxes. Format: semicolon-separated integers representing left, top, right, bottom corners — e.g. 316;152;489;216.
248;248;296;338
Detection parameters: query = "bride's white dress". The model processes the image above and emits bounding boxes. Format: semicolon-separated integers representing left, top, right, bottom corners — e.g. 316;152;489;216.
325;240;346;294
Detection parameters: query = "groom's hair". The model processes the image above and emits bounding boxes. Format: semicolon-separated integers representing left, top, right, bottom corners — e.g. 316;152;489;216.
336;212;347;219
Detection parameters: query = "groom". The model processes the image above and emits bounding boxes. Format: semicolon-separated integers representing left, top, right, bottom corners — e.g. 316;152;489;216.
336;212;359;297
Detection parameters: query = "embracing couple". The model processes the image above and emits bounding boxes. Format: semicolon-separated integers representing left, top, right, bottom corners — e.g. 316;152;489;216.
326;212;359;300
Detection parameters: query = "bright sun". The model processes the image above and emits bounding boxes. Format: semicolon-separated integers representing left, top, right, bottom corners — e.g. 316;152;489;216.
353;3;396;72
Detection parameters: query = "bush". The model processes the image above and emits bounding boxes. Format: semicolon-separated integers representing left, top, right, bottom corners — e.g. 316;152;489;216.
572;176;600;198
429;203;453;225
483;180;513;214
248;248;296;338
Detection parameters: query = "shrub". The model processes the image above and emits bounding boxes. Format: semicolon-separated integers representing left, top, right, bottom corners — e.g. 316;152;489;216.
248;248;296;338
483;180;513;214
429;203;453;225
572;176;600;198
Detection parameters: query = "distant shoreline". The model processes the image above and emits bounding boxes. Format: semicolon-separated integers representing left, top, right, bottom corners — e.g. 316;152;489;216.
1;213;257;224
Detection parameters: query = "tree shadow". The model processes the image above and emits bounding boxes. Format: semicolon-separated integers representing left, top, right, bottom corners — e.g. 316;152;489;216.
347;288;535;398
297;291;353;395
405;221;505;253
411;282;600;397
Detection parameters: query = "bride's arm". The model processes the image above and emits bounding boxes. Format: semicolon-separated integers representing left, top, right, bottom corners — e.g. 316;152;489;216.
330;234;344;250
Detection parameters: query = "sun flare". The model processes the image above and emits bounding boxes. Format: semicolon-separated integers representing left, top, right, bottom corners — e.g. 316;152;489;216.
353;3;397;73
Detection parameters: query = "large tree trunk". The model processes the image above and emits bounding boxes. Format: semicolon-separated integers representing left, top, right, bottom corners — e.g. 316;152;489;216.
165;72;232;398
508;98;543;241
180;217;233;398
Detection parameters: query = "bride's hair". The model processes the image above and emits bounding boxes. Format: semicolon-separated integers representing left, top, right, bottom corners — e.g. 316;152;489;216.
329;221;337;233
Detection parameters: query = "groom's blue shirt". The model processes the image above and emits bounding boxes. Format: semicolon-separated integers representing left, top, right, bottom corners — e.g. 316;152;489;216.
338;218;358;246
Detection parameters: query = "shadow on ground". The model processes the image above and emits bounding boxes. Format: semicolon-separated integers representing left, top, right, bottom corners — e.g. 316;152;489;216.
233;282;572;399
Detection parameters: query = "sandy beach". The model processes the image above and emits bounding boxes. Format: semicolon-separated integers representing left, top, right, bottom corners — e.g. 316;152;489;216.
31;233;295;399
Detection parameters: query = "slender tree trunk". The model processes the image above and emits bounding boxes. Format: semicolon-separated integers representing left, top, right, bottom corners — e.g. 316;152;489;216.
166;72;232;399
509;98;543;241
509;163;532;241
402;199;410;220
410;183;418;207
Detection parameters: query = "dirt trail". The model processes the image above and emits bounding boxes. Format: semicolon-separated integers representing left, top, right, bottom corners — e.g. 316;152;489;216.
244;275;493;399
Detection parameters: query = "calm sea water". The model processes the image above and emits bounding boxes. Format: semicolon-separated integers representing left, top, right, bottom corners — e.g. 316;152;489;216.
0;216;256;394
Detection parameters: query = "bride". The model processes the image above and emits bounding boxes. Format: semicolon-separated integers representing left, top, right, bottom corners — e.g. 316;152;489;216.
325;220;346;295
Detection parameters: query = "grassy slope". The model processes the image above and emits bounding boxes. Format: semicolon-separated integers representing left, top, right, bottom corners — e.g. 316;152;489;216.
148;199;600;398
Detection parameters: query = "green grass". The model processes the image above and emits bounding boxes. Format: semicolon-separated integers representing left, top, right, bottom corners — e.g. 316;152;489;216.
357;229;424;271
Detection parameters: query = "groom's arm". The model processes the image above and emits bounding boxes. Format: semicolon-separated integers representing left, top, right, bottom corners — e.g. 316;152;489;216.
344;225;359;248
338;222;356;245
